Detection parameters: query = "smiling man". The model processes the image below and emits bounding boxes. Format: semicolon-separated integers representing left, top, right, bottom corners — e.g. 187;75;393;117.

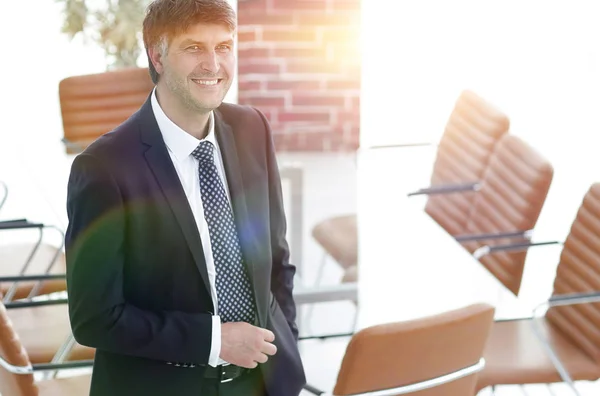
64;1;305;395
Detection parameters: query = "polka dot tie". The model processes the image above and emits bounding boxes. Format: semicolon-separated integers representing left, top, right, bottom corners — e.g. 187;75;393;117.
192;141;256;324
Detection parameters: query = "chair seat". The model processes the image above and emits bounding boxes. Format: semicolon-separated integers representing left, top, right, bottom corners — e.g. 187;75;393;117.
0;244;67;299
476;318;600;391
312;215;357;269
37;374;91;395
10;304;95;363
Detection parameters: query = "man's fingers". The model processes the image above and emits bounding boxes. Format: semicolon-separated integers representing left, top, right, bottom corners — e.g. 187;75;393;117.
254;353;268;364
261;329;275;343
261;341;277;356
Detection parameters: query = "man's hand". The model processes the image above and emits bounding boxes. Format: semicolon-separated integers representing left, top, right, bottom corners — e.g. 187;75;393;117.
220;322;277;368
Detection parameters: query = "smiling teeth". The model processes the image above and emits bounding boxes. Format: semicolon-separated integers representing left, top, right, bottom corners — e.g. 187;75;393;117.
194;80;218;85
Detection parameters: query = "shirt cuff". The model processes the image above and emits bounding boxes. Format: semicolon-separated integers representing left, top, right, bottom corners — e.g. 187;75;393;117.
208;315;221;367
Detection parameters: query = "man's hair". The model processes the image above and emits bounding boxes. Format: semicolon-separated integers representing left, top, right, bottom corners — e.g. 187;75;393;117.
143;0;237;84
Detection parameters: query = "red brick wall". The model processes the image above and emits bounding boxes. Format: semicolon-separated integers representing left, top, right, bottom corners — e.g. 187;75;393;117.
237;0;361;151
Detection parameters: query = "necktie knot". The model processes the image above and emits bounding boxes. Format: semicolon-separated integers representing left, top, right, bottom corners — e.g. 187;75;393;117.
191;141;215;164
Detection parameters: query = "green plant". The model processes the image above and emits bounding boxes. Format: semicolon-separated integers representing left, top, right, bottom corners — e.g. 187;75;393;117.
57;0;150;69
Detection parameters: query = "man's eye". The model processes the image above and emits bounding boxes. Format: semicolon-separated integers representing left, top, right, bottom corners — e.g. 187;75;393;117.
187;45;200;51
217;45;231;52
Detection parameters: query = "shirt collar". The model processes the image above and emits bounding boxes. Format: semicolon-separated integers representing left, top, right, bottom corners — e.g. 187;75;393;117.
150;87;217;162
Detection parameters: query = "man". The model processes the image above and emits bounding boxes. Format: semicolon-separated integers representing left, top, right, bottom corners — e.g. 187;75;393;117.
64;1;305;395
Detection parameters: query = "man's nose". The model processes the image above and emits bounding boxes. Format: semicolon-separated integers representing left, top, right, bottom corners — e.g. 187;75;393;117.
200;51;219;74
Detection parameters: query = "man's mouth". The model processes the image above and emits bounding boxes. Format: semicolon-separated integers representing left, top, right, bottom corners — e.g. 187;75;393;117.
191;79;221;86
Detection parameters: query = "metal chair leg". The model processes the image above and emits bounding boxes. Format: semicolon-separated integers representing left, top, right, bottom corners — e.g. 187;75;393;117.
301;252;329;334
0;181;7;213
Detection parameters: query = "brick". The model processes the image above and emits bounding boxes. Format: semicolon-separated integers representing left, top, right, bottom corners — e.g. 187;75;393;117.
238;47;271;59
285;60;342;74
292;95;346;107
297;12;359;26
238;63;281;75
336;111;360;124
238;95;286;107
271;0;328;10
331;0;361;11
238;0;268;12
262;28;317;43
238;80;263;91
329;42;360;59
272;47;324;59
347;96;360;110
325;79;360;90
237;30;258;42
320;27;360;43
344;62;361;77
238;12;296;26
279;111;331;123
267;80;321;91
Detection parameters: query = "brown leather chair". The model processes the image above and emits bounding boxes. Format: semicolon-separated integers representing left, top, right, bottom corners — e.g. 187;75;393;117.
423;90;510;236
6;299;95;364
476;183;600;393
340;134;553;296
457;134;554;296
0;220;67;301
311;90;509;278
59;67;154;154
0;300;92;396
305;303;495;395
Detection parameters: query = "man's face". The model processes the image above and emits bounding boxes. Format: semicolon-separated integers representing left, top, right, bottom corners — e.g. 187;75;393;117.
153;23;235;113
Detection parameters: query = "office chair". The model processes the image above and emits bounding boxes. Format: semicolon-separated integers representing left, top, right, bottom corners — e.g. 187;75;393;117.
304;303;495;396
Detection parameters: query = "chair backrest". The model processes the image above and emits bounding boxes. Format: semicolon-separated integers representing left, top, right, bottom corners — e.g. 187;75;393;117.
425;90;510;235
0;302;38;396
546;183;600;364
461;134;553;296
59;67;154;154
332;303;495;396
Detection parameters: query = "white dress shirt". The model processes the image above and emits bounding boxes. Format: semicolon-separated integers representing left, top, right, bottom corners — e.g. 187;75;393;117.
150;88;228;367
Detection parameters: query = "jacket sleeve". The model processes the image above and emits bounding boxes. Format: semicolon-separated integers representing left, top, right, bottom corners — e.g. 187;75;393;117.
65;153;213;364
254;108;299;341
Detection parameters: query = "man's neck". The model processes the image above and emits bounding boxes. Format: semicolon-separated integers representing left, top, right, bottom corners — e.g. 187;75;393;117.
155;84;210;140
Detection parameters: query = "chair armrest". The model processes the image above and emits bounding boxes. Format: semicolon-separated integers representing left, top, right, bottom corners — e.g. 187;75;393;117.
528;291;600;396
0;357;94;375
4;297;68;309
0;218;28;225
407;182;481;197
293;283;357;305
539;291;600;312
0;274;66;283
303;384;326;395
455;230;532;243
299;332;354;341
61;137;86;154
0;220;45;230
304;359;486;396
33;360;94;372
473;241;562;259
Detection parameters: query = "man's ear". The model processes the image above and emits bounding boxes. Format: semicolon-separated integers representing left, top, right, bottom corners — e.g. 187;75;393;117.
148;45;165;75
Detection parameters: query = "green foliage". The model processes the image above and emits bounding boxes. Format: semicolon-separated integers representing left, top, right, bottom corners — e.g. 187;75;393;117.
56;0;150;69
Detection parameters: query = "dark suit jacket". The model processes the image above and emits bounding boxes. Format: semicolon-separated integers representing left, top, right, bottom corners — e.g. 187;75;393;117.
65;97;306;396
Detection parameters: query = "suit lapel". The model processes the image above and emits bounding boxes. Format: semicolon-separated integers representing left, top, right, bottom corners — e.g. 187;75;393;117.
214;110;267;328
138;98;212;301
